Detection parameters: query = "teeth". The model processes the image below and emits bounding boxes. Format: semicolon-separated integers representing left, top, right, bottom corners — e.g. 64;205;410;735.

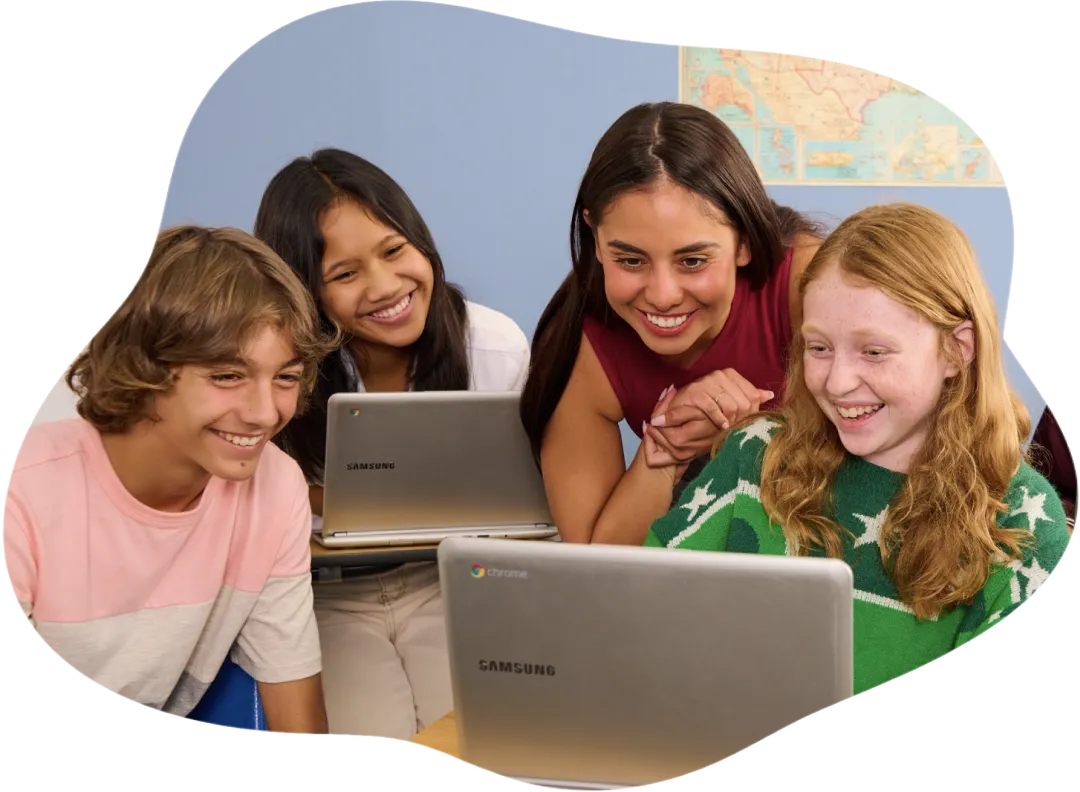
369;293;411;319
836;404;883;419
646;313;689;329
217;431;264;447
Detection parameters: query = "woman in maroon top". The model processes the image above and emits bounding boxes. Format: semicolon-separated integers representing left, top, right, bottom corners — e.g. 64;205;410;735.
520;102;823;545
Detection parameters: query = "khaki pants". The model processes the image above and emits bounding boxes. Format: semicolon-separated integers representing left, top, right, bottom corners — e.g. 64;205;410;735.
313;561;452;738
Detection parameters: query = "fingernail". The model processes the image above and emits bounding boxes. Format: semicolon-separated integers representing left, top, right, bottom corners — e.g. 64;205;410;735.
765;391;775;400
651;415;667;427
722;421;730;430
657;387;668;402
642;421;649;436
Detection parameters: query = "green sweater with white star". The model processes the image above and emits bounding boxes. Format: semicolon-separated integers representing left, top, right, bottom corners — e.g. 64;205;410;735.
644;417;1071;695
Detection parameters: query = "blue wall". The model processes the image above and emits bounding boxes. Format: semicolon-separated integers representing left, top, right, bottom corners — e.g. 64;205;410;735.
162;2;674;344
160;2;1038;458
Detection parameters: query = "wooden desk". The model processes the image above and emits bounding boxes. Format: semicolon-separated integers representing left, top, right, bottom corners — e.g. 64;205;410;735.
408;713;626;786
411;711;459;757
309;536;438;577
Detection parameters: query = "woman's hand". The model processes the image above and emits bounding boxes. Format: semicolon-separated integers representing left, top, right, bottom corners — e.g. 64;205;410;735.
646;369;772;464
641;386;688;479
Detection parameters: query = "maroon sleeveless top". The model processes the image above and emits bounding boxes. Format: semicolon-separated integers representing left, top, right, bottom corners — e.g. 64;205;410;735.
583;248;794;438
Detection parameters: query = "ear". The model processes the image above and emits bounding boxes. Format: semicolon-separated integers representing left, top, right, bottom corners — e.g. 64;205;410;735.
945;320;975;377
582;208;592;230
735;237;752;269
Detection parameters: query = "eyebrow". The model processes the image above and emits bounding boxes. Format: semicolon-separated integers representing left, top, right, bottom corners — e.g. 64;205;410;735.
323;233;405;278
802;324;902;345
607;240;719;256
206;356;304;370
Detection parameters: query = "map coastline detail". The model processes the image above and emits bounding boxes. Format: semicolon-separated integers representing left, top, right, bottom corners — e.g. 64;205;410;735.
680;48;1003;187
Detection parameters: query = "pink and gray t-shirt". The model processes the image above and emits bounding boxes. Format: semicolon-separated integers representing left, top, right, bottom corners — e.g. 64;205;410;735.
3;418;321;716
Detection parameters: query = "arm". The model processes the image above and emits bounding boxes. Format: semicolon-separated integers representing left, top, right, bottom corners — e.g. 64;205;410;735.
258;674;328;733
233;464;325;730
540;334;680;545
308;485;324;517
4;496;36;620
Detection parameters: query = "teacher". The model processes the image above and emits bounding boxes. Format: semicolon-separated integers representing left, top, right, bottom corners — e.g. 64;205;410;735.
520;101;823;545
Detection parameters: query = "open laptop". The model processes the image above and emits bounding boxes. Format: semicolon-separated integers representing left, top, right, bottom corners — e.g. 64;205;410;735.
316;392;557;548
439;537;853;789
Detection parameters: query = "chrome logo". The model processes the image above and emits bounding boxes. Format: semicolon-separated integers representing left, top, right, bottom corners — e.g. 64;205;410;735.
350;408;361;416
471;564;486;578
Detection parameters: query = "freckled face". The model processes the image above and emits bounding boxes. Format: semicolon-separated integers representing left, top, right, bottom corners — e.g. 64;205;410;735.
801;264;958;473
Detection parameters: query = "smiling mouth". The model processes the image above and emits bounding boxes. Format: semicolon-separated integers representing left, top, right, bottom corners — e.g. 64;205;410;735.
834;403;884;420
639;309;697;330
210;429;266;448
365;291;414;320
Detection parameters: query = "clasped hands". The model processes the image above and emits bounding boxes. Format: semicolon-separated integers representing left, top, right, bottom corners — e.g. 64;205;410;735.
641;369;773;476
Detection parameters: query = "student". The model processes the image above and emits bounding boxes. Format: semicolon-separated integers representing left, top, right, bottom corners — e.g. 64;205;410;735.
520;101;824;545
254;148;530;739
645;203;1071;693
3;227;333;731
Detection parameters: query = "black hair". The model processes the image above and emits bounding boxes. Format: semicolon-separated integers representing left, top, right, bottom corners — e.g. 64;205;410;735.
254;148;469;482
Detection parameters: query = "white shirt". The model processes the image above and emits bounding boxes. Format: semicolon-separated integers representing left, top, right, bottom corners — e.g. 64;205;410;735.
340;300;530;393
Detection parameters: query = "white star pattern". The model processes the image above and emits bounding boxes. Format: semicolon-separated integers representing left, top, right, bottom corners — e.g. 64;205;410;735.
736;418;780;448
853;590;938;621
1009;571;1022;605
679;480;717;522
1009;487;1051;532
1009;557;1051;600
1022;559;1051;596
853;507;889;549
669;479;760;548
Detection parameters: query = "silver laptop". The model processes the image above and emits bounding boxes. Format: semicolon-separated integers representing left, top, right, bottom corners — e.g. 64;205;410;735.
317;392;556;547
439;537;853;789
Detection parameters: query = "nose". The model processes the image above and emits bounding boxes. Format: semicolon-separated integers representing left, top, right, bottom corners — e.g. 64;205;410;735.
243;380;280;429
644;263;683;313
364;260;403;305
823;353;861;398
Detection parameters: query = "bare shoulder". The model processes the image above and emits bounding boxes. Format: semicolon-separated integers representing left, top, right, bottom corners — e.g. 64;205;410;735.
540;331;625;465
565;330;624;425
540;331;630;544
